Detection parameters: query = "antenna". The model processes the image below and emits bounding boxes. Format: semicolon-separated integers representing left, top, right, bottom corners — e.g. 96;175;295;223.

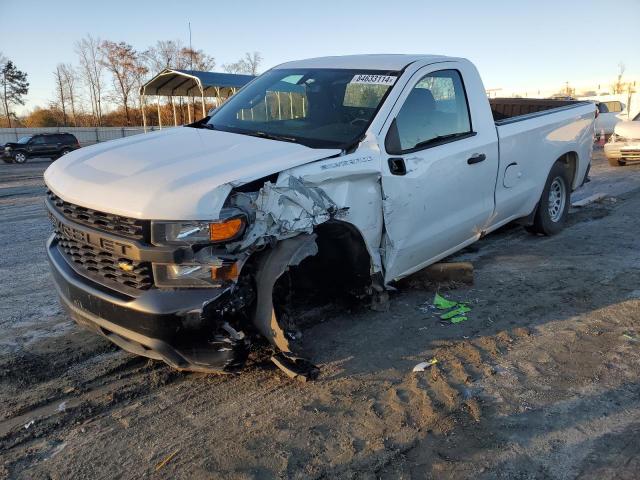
188;22;193;69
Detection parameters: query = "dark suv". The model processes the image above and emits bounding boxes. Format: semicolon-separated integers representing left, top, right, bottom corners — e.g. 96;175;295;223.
3;133;81;164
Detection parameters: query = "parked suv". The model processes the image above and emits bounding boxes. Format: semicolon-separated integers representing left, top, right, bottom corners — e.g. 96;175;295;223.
3;133;80;164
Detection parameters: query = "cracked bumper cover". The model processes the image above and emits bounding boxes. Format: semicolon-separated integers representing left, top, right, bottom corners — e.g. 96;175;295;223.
47;235;248;373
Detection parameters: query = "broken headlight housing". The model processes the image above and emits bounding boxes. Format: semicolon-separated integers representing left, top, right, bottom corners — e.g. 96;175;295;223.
151;209;246;245
152;261;239;288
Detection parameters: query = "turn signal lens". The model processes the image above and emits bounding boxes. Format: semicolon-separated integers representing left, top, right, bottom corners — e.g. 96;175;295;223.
211;262;239;281
209;218;244;242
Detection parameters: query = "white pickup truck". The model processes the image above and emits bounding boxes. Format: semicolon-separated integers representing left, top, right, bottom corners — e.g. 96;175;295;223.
44;54;595;378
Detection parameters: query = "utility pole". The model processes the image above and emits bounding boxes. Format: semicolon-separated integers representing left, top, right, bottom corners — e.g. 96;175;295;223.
188;22;193;70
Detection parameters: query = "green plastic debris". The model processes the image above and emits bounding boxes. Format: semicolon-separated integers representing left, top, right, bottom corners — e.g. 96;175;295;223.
432;293;472;325
450;316;468;324
440;305;471;320
433;293;458;310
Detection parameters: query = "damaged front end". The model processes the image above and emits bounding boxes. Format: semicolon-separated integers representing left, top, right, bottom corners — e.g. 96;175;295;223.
153;175;351;376
47;170;372;379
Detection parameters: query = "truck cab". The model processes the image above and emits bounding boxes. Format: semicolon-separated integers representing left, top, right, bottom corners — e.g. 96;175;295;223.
44;55;595;377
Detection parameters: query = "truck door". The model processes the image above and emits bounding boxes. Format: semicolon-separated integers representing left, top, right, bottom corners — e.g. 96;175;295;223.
380;66;499;282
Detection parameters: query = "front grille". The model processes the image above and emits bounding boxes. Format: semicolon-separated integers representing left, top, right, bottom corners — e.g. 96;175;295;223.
55;232;153;290
47;191;147;241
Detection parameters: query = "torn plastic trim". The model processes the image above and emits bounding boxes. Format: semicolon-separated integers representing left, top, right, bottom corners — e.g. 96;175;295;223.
251;233;319;353
226;176;347;252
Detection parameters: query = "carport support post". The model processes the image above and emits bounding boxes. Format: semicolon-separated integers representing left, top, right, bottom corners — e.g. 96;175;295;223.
200;84;206;118
156;96;162;129
171;96;177;126
187;97;192;124
142;93;148;133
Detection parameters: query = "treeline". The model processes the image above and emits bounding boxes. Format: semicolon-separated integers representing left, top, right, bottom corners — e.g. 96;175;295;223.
0;38;262;128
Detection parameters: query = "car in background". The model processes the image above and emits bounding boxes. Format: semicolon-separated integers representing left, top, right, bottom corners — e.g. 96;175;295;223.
3;133;81;164
605;112;640;166
595;100;628;136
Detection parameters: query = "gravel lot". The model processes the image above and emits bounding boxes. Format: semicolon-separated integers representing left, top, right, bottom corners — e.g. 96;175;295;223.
1;151;640;479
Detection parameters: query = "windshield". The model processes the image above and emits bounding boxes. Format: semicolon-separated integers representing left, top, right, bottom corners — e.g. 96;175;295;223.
17;136;32;144
205;68;399;149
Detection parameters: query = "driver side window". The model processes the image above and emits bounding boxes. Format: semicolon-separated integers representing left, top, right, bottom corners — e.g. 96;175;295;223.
31;136;46;145
387;69;472;154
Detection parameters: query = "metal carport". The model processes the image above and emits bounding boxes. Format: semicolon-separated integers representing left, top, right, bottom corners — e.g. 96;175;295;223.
139;69;255;131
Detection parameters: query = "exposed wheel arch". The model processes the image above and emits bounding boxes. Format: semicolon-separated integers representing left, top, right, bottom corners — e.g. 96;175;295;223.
558;151;579;189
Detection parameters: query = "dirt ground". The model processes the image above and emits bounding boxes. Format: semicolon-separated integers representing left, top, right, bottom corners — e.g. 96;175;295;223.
1;150;640;479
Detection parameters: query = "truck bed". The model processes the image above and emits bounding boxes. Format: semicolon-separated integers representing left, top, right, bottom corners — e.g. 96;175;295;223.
490;98;590;125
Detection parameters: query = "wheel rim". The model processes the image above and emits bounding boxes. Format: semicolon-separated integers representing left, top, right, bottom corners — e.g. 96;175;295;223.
62;150;70;155
15;153;26;163
548;177;566;222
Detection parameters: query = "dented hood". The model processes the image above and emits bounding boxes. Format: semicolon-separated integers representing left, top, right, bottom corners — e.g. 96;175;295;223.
44;127;340;220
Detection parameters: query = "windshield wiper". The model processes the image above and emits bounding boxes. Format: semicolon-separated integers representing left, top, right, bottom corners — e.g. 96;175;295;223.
412;132;472;150
245;131;299;143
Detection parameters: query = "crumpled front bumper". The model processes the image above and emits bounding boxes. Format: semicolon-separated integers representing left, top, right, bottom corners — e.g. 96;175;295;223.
47;235;248;373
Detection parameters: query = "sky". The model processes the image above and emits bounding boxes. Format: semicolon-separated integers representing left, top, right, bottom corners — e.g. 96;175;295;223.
1;0;639;113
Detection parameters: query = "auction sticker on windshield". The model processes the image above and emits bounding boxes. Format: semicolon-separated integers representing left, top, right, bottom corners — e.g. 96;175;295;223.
350;74;397;86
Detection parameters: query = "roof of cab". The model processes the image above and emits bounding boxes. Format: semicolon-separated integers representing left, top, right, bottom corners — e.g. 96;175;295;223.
274;54;459;71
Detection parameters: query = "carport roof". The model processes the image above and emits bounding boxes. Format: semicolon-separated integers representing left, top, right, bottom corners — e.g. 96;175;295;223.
140;69;255;97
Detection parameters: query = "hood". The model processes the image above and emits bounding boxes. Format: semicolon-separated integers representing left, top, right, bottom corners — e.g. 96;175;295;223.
44;127;340;220
614;121;640;140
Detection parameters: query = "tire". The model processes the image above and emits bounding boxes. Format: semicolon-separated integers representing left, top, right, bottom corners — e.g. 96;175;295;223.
526;161;571;236
13;152;27;164
608;157;625;167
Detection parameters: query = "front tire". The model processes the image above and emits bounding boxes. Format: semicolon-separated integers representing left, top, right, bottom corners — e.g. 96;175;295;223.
14;152;27;164
526;161;571;236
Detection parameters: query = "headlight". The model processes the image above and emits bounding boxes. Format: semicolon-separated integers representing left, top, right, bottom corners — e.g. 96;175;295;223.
151;210;245;245
153;261;239;288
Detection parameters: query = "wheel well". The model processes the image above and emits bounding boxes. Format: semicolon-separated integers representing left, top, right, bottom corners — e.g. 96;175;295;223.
276;220;372;305
558;151;578;189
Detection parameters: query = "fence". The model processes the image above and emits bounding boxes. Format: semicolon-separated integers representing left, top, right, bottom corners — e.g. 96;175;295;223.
0;126;174;146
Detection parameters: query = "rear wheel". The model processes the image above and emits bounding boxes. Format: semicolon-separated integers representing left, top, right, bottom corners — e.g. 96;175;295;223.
526;161;571;235
54;148;72;160
14;152;27;164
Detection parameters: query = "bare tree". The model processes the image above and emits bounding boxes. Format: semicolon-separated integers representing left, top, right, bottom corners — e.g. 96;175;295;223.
179;47;215;71
60;64;79;126
53;65;68;126
75;35;105;126
222;51;262;75
144;39;184;73
100;41;145;126
613;62;626;94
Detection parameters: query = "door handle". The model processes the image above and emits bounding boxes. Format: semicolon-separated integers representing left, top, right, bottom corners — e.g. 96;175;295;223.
467;153;486;165
388;158;406;175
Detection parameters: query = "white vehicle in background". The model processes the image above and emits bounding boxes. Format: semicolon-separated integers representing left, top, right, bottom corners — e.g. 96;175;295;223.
595;100;628;136
44;54;596;378
605;112;640;166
